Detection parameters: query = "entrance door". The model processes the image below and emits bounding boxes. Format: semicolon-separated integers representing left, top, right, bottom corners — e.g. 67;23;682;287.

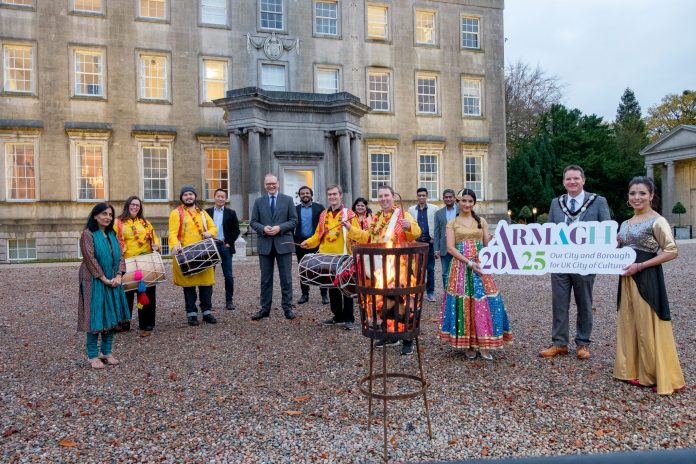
283;169;315;205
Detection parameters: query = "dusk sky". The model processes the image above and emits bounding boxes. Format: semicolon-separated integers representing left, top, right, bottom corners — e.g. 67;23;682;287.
504;0;696;122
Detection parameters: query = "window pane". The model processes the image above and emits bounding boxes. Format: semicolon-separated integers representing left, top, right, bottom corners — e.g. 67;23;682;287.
462;79;481;116
8;239;36;262
461;17;480;49
369;152;391;200
316;68;338;94
367;5;387;39
143;146;168;200
463;150;484;198
418;153;438;200
74;0;102;12
417;75;437;114
261;63;286;91
6;142;36;200
140;0;165;18
204;59;226;101
3;45;33;92
415;11;435;44
204;147;229;200
315;1;337;35
261;0;283;30
77;144;104;200
201;0;226;25
75;50;103;96
4;0;33;5
368;72;390;111
140;55;167;99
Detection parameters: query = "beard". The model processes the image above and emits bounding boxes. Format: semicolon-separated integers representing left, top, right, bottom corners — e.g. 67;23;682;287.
183;198;196;207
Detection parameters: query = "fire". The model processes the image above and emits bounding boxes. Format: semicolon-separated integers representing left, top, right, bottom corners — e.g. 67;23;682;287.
363;252;418;333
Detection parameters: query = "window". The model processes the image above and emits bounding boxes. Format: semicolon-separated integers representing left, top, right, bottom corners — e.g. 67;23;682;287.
72;0;103;14
416;73;438;115
201;0;227;26
138;53;169;101
415;10;436;45
76;144;105;200
8;239;36;262
418;148;440;200
461;16;480;49
368;70;391;112
1;0;34;8
368;146;394;200
2;43;35;94
73;49;105;98
139;0;166;19
366;4;388;40
314;0;338;36
462;77;482;116
260;62;286;91
202;58;228;102
463;146;485;198
260;0;283;30
315;66;339;94
159;236;171;256
5;142;36;200
142;146;169;200
203;146;229;200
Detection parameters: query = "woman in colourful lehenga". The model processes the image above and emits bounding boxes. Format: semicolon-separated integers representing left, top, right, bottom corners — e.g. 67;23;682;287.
439;188;512;360
614;177;685;395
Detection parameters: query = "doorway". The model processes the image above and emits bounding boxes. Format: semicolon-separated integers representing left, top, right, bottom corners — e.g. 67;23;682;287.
283;169;315;205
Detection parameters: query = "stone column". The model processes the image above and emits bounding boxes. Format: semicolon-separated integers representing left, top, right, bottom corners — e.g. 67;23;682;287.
337;130;352;204
350;133;362;203
228;129;243;215
664;161;675;221
645;163;654;180
245;127;264;218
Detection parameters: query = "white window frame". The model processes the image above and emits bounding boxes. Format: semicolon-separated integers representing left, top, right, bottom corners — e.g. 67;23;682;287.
313;0;340;37
367;143;395;201
415;72;439;116
314;65;341;94
0;0;35;10
200;142;230;201
137;0;169;22
200;56;230;103
366;3;389;41
259;61;288;91
70;46;107;99
200;0;229;27
460;15;481;50
367;68;392;113
0;131;39;202
70;0;105;15
259;0;285;32
137;51;171;102
1;41;37;95
68;131;110;202
417;145;441;201
7;239;36;262
135;135;174;202
414;8;437;46
462;145;486;199
462;76;483;117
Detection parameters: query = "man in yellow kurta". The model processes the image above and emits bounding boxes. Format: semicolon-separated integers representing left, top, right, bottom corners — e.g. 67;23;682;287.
168;184;218;326
300;184;361;330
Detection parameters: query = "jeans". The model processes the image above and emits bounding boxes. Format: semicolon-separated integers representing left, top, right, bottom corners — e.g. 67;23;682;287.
184;286;213;317
217;243;234;304
86;332;114;358
440;254;453;288
425;243;435;294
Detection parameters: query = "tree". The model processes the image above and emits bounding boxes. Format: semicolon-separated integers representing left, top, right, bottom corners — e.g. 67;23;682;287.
518;206;532;223
505;60;564;157
645;90;696;140
672;202;687;226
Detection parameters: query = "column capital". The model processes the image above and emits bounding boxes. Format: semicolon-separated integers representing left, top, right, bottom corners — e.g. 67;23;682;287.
335;129;352;138
243;127;266;135
665;160;675;166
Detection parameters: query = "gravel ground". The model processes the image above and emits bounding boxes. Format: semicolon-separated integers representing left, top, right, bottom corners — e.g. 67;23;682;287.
0;245;694;463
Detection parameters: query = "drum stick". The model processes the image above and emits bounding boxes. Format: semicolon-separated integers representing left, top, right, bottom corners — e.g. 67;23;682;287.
280;222;346;247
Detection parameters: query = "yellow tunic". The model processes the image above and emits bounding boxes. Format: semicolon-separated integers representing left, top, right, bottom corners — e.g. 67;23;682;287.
304;209;360;254
347;209;421;245
168;207;217;287
114;218;160;259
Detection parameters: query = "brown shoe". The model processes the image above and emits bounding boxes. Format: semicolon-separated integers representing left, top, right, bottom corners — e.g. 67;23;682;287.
539;345;569;358
139;330;151;338
576;345;590;360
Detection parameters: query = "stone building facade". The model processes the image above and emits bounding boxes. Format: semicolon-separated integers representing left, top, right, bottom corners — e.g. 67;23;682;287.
0;0;505;261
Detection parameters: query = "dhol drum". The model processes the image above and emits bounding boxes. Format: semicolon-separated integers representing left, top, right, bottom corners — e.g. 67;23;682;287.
335;255;356;297
298;253;352;289
175;238;221;276
122;252;166;292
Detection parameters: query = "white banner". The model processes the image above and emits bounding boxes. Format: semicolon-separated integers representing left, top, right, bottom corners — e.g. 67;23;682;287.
479;220;636;275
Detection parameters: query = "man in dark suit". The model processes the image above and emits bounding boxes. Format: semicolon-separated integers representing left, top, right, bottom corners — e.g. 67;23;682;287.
294;186;329;305
206;188;240;311
540;165;611;360
433;188;457;290
250;173;299;320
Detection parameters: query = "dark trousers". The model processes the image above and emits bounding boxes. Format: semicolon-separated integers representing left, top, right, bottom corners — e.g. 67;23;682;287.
551;273;595;347
216;243;234;303
425;242;435;294
295;245;328;299
259;245;293;312
125;286;157;330
440;254;453;288
329;288;354;323
184;286;213;317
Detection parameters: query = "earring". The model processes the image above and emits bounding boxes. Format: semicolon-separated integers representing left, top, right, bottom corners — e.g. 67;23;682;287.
626;200;631;207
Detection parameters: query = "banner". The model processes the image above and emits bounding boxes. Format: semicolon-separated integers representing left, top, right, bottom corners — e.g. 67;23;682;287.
479;220;635;275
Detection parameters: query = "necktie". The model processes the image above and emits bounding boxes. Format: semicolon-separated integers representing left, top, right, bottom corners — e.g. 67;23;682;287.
270;195;276;215
566;198;577;225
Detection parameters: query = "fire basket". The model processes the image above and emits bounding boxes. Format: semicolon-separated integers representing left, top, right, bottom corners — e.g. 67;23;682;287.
352;242;432;462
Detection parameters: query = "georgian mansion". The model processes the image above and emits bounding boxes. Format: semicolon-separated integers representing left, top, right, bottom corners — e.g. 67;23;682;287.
0;0;506;261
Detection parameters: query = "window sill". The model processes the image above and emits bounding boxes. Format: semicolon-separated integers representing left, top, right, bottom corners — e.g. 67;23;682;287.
69;11;106;18
136;17;170;25
414;42;439;49
1;91;37;98
460;47;484;53
71;95;107;101
138;99;172;105
313;33;341;40
198;23;231;30
462;115;485;120
416;113;441;118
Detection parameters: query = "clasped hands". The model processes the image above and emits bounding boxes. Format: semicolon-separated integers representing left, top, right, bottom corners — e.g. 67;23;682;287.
102;274;121;288
263;225;281;236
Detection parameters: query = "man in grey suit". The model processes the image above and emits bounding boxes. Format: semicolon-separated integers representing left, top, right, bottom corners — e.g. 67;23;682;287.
250;173;299;320
433;188;457;290
540;165;611;360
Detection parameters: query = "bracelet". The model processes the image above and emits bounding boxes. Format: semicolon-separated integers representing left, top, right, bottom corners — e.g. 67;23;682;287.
466;261;473;268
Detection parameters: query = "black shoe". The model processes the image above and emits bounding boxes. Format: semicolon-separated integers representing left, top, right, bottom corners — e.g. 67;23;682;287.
187;316;199;326
401;340;414;356
321;294;330;305
251;310;270;321
343;322;355;331
144;326;155;331
284;309;296;320
203;314;217;324
298;294;309;304
225;302;236;311
322;318;339;327
375;338;400;348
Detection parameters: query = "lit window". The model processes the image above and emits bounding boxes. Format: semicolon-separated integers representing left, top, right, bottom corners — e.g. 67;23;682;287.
314;1;338;36
462;78;482;116
366;4;388;40
368;147;393;200
74;49;104;97
463;147;485;198
415;10;435;45
142;146;169;200
201;0;227;25
316;67;339;94
3;44;34;94
368;71;390;112
76;144;105;200
418;150;439;200
260;0;283;30
5;142;36;200
260;63;286;91
202;59;228;102
204;147;229;200
140;0;166;19
8;239;36;262
461;16;480;49
73;0;102;13
416;73;437;115
139;53;169;101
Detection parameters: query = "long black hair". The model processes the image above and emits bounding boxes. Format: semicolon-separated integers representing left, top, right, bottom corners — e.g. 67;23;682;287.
456;188;482;229
628;176;659;210
118;195;147;222
352;197;372;216
85;203;116;233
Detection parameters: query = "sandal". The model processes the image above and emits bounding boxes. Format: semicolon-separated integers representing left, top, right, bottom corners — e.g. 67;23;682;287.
465;349;477;360
628;379;655;388
99;354;120;366
479;349;493;361
88;357;105;369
